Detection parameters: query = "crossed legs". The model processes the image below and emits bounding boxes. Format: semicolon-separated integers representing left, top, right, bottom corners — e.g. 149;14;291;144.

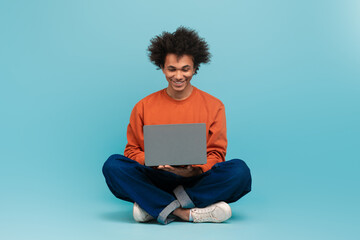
102;154;251;224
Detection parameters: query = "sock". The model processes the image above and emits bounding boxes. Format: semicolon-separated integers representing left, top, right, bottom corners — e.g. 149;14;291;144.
189;210;193;222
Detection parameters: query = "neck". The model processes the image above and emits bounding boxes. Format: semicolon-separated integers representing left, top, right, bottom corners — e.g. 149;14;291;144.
166;84;193;100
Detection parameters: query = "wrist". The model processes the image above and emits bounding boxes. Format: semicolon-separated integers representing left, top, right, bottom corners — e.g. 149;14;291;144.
193;167;203;176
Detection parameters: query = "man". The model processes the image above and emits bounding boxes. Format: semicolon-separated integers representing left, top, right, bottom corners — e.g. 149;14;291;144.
102;26;252;224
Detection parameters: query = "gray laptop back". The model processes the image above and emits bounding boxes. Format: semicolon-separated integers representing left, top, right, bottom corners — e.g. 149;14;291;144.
144;123;207;166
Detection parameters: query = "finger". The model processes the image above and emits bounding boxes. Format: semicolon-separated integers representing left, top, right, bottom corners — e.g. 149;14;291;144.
164;165;176;170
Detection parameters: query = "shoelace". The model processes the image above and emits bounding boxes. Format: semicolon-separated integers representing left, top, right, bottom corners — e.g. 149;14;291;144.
192;206;217;222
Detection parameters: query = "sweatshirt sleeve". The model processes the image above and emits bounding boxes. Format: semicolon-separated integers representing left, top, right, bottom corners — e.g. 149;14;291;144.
194;104;227;172
124;102;145;165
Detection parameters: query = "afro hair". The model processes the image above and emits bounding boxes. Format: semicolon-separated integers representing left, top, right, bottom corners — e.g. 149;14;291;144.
147;26;211;75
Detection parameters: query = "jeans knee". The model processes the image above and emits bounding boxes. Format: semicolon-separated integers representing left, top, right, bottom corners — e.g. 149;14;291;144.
102;155;117;178
103;154;125;177
228;159;252;197
102;154;139;178
228;159;252;183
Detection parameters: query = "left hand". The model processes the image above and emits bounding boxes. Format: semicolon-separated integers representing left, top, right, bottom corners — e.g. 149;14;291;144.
157;165;203;177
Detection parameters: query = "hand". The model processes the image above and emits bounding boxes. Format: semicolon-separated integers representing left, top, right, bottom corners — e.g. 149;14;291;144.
157;165;203;177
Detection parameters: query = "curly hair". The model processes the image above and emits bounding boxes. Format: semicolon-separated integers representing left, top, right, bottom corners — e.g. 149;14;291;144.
147;26;211;75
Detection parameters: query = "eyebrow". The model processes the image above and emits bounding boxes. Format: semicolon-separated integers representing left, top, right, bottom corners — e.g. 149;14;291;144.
167;65;191;69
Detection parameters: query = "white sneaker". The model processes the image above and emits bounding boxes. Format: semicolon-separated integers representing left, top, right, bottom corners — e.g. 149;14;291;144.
190;201;232;223
133;203;154;222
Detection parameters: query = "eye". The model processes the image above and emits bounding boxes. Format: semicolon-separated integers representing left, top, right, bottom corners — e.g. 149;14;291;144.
168;68;176;72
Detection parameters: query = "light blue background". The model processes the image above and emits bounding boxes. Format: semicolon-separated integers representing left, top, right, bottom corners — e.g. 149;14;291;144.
1;0;359;239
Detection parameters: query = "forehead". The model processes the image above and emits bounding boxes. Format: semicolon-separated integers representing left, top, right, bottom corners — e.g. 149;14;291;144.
164;54;194;67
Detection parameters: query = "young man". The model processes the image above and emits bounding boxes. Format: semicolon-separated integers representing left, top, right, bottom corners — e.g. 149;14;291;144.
102;27;252;224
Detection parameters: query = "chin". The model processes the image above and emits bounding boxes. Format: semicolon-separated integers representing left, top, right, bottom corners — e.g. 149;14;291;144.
173;86;187;92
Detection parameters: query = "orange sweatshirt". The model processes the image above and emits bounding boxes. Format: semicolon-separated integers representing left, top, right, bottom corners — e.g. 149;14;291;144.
124;86;227;172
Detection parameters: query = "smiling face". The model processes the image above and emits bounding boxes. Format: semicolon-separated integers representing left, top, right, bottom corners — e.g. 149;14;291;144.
162;53;196;100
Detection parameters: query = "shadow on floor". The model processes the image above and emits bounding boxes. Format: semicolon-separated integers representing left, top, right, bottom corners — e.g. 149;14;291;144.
230;212;248;222
98;210;159;224
99;209;133;223
98;209;248;224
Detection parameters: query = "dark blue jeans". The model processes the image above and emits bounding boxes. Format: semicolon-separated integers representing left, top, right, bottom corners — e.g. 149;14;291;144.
102;154;251;224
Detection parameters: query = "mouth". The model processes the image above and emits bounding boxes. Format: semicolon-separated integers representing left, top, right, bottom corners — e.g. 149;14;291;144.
171;80;186;87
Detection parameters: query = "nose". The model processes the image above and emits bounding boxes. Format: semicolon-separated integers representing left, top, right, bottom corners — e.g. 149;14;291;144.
175;70;183;80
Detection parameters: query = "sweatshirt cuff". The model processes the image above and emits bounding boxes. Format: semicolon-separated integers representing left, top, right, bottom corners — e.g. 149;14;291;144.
137;154;145;165
192;163;211;173
193;158;224;173
124;152;145;165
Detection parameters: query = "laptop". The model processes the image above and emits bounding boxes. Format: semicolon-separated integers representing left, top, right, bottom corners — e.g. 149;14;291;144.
144;123;207;166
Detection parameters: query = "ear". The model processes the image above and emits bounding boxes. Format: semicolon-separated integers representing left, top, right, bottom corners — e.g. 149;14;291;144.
161;65;165;74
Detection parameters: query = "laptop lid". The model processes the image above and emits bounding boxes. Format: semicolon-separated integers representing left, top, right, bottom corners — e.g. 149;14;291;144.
144;123;207;166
